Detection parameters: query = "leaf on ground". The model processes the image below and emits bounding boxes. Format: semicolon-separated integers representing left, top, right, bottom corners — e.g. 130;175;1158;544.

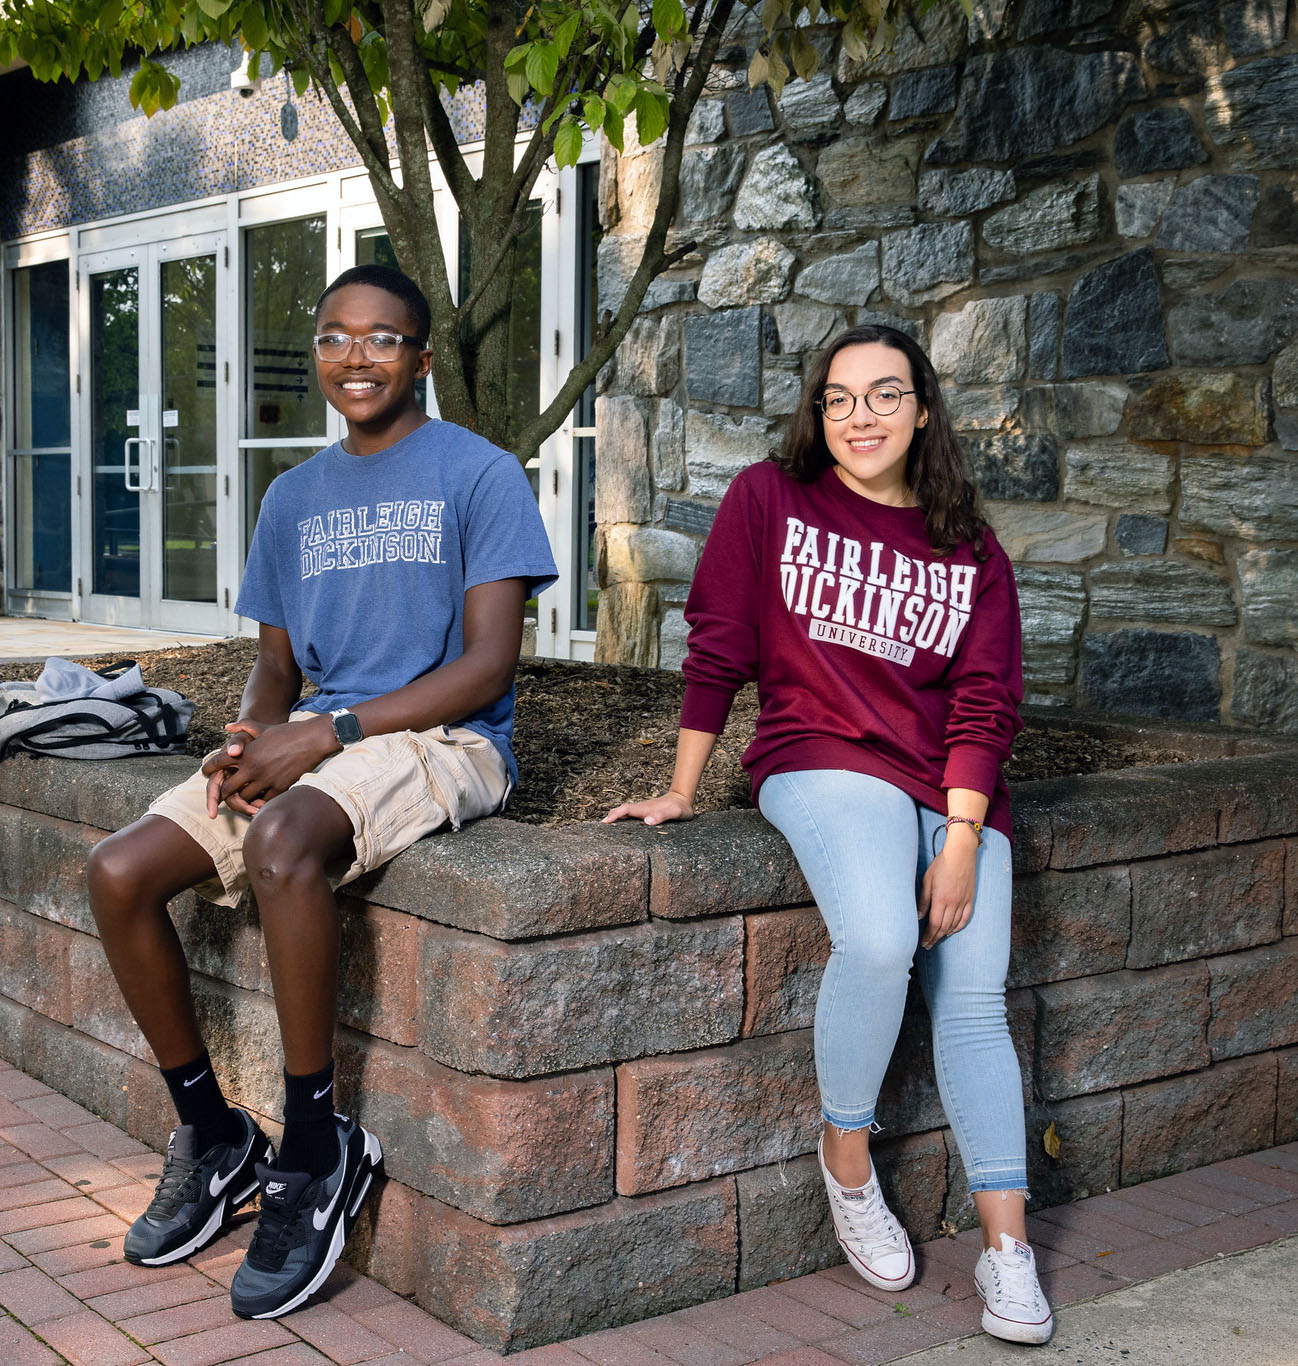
1043;1120;1062;1161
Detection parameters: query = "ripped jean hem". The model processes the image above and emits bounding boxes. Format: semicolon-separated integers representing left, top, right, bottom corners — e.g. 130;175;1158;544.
967;1173;1029;1195
821;1108;877;1132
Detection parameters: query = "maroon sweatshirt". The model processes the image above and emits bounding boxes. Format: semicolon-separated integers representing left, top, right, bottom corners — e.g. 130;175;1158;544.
680;460;1023;839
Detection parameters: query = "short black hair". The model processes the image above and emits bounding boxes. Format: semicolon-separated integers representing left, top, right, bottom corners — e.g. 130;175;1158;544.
315;264;431;346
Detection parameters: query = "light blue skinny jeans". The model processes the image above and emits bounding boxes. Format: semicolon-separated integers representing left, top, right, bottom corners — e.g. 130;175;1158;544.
758;769;1026;1193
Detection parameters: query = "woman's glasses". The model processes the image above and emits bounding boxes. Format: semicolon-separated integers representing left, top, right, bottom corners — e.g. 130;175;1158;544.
312;332;424;362
818;385;916;420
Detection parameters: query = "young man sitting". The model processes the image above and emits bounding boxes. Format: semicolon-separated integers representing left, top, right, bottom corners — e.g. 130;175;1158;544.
86;264;557;1319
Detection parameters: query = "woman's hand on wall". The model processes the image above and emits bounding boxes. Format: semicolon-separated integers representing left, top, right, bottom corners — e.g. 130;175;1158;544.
602;792;695;825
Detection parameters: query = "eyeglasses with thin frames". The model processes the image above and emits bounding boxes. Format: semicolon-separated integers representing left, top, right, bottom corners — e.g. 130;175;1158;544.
312;332;425;362
818;385;917;420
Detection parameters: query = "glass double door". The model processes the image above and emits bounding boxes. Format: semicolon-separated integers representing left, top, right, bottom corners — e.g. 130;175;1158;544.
79;233;230;632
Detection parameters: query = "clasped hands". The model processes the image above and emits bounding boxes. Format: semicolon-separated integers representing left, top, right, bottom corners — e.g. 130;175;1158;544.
200;718;332;819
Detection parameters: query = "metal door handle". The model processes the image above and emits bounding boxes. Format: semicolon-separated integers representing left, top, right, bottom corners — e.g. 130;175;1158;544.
124;436;146;491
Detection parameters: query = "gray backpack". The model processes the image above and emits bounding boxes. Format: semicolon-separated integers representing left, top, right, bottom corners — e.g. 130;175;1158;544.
0;660;194;761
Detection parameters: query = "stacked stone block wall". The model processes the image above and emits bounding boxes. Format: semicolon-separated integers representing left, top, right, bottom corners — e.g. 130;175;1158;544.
595;0;1298;733
0;740;1295;1350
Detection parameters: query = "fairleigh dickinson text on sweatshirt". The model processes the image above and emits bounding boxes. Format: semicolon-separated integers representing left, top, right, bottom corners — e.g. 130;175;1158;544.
680;459;1023;839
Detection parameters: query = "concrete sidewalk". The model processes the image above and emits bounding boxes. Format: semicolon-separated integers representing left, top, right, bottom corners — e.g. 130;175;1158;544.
901;1235;1297;1364
0;620;219;665
0;1054;1295;1365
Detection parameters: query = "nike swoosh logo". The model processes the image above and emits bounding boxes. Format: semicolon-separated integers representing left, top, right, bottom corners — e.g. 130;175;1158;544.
208;1128;253;1199
312;1150;348;1231
313;1082;333;1100
182;1070;210;1088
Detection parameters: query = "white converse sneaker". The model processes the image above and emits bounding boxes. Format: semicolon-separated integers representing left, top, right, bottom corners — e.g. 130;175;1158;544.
818;1136;914;1291
974;1233;1054;1344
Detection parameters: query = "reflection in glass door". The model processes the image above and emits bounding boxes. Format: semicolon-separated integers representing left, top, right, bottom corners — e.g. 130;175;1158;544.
90;266;141;599
80;236;228;632
161;255;218;604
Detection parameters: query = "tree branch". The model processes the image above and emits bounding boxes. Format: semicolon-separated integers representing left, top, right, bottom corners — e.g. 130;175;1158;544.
377;0;439;210
284;0;396;195
519;0;743;461
409;14;477;211
511;0;738;462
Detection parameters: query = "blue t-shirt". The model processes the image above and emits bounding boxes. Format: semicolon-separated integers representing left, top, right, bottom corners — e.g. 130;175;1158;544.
235;420;558;785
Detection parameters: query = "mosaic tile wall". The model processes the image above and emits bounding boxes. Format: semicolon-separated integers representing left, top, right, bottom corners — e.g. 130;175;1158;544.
0;43;490;239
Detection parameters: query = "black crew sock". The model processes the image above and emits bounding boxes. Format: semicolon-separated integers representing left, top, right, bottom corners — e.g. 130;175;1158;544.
276;1061;338;1179
160;1052;241;1153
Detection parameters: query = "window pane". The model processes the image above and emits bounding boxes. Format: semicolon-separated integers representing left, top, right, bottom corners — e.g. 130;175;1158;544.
573;435;597;632
11;453;71;593
11;260;72;592
356;227;399;270
13;261;70;448
244;446;315;558
161;254;218;603
90;267;141;598
576;163;602;429
245;217;326;440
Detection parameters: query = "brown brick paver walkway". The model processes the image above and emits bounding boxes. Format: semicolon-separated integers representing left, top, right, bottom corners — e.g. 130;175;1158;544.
0;1056;1295;1364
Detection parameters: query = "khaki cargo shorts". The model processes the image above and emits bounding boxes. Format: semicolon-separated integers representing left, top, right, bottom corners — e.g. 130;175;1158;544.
148;713;509;907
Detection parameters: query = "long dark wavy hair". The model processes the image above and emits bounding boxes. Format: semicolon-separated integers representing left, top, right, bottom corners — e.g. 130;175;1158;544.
774;325;991;560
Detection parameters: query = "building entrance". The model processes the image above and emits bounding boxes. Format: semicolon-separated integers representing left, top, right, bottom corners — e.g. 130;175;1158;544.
79;231;232;634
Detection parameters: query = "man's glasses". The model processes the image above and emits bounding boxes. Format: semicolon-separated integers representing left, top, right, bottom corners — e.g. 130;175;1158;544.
818;385;916;420
312;332;424;362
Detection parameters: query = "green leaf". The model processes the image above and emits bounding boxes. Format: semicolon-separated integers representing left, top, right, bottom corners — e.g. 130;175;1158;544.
239;7;267;50
602;103;624;152
504;42;530;70
323;0;350;25
507;69;531;105
553;11;580;59
766;39;789;97
194;0;232;18
554;116;583;167
748;48;769;88
760;0;784;32
790;27;818;81
840;20;868;62
651;0;685;41
633;86;668;146
582;92;606;129
606;74;636;113
524;38;557;94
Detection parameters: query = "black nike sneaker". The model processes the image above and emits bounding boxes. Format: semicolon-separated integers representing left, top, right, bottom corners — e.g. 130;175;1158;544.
123;1110;273;1266
229;1114;383;1319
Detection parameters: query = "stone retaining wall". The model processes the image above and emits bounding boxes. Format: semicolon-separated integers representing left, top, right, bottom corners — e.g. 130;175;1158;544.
0;738;1296;1350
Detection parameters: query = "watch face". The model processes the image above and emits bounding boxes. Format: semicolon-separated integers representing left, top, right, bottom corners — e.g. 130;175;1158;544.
332;711;363;745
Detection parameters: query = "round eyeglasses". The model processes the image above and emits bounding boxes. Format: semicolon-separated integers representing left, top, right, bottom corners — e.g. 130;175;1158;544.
818;385;916;420
312;332;424;362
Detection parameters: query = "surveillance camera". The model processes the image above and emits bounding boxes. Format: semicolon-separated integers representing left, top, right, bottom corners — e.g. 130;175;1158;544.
230;52;262;97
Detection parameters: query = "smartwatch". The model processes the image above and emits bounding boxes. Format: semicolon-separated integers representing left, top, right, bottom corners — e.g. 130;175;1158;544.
330;708;363;747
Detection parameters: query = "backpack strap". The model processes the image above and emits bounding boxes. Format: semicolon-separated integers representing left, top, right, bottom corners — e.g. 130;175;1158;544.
95;659;139;682
0;709;122;759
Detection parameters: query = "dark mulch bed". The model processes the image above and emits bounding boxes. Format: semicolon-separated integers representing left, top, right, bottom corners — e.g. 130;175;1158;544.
5;641;1197;825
